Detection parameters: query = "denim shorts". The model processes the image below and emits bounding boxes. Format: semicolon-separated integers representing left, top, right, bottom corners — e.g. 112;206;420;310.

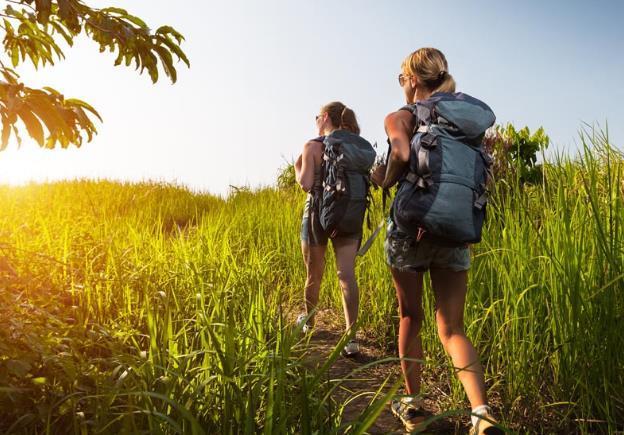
300;195;362;246
384;217;470;272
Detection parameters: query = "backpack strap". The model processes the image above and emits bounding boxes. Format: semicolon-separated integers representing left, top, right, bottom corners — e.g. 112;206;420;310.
310;135;325;143
475;150;493;210
403;125;438;190
399;104;420;136
416;101;435;126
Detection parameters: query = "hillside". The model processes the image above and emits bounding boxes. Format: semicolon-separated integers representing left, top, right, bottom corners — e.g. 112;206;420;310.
0;134;622;433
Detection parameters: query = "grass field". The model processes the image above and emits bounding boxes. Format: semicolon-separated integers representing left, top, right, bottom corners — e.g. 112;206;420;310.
0;129;622;434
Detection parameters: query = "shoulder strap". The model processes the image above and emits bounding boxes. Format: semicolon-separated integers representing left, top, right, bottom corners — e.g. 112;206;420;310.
399;104;417;116
416;100;436;126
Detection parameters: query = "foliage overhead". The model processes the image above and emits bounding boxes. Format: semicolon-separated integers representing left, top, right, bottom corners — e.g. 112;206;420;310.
0;0;189;150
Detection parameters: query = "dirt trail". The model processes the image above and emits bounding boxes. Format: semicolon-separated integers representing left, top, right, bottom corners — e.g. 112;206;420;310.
303;309;470;434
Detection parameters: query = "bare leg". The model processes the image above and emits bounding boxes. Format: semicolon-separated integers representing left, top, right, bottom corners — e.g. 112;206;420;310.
301;242;327;325
430;269;487;409
332;238;359;332
391;268;424;395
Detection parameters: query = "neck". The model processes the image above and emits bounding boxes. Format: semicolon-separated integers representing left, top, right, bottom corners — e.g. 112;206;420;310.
414;86;433;102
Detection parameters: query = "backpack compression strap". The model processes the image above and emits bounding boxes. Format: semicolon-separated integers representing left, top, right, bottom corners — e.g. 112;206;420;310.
399;103;435;188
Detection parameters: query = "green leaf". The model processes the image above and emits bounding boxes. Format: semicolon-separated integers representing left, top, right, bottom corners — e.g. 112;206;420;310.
17;106;45;146
26;96;72;141
101;7;148;29
1;119;11;150
65;98;103;122
154;45;176;83
12;125;22;147
158;33;190;67
156;25;185;42
11;46;20;68
147;51;159;83
31;377;47;385
49;21;74;46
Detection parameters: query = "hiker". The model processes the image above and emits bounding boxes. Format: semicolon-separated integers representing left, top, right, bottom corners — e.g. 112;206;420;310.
295;101;375;357
371;48;503;434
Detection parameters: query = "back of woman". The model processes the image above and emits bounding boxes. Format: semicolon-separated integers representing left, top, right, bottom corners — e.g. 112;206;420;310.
294;101;374;357
373;48;505;435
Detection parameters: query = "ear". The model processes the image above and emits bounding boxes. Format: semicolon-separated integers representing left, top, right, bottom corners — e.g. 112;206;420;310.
409;74;419;88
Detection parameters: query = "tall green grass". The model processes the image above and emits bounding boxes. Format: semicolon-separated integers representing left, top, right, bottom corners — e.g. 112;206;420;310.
467;127;623;432
0;128;622;433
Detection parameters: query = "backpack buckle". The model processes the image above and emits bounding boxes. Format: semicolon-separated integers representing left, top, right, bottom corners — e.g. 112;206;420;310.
416;174;433;189
474;191;488;210
405;172;432;190
405;172;419;184
420;133;437;149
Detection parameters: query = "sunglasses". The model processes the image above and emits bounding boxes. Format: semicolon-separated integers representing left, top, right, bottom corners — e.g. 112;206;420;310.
398;73;411;86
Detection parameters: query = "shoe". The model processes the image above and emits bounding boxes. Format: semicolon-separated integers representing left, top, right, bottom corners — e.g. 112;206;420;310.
390;397;428;432
341;340;360;357
296;313;311;334
468;407;505;435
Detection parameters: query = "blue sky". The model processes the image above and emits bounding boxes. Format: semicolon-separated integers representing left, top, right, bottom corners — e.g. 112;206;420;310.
0;0;622;195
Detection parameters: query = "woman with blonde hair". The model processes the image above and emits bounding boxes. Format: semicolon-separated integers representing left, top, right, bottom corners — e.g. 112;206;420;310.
372;48;503;434
295;101;375;357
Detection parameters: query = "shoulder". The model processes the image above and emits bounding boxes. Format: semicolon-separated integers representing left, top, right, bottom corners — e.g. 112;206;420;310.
385;109;414;131
302;139;324;155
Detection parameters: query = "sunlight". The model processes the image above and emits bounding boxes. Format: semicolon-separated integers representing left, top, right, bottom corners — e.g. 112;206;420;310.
0;144;92;185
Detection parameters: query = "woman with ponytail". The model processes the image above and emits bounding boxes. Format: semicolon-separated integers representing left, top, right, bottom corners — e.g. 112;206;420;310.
372;48;504;434
294;101;374;357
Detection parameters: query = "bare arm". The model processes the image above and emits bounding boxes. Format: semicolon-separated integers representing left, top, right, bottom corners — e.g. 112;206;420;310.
295;154;303;180
380;110;413;189
295;140;322;193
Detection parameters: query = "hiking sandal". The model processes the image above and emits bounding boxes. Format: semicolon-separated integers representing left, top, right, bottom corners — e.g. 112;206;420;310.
390;397;429;432
295;313;311;334
341;339;360;357
468;407;505;435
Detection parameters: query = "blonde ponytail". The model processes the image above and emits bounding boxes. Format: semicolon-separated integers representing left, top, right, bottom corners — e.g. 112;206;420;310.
402;47;456;94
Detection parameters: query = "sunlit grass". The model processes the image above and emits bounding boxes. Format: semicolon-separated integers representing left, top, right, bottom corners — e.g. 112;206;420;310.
0;128;622;433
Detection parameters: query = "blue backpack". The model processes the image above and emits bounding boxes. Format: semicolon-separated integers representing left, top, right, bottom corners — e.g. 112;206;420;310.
392;92;495;245
318;130;376;235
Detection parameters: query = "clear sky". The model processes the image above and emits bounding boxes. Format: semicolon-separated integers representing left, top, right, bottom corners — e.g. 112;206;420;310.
0;0;622;195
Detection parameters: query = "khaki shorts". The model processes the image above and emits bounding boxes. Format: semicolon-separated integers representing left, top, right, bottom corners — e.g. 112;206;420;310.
384;217;470;272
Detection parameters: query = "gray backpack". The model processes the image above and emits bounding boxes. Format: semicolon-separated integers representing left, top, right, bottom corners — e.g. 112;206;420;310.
392;92;495;245
319;130;376;235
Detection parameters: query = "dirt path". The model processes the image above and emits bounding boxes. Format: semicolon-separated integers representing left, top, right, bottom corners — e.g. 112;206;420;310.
303;309;470;434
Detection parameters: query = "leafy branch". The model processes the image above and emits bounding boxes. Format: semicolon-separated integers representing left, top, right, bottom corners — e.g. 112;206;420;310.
0;0;189;149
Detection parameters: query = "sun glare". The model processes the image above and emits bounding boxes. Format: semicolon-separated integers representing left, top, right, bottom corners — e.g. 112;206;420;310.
0;144;84;185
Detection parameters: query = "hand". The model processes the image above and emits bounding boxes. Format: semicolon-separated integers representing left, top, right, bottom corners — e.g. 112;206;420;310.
370;163;387;188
